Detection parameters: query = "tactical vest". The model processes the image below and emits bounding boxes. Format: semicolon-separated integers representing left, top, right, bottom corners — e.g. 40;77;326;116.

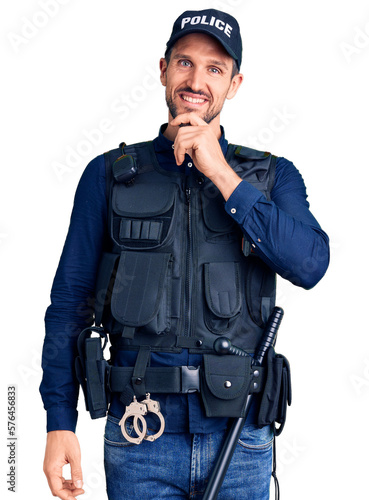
94;140;277;355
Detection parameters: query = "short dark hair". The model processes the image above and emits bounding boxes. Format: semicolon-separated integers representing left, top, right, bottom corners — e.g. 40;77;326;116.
164;47;239;80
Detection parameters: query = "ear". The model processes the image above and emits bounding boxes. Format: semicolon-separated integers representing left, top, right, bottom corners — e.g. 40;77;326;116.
226;73;244;100
159;58;168;87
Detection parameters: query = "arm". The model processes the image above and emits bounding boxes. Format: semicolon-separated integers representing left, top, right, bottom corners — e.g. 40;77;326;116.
170;114;329;289
40;154;107;497
224;157;329;289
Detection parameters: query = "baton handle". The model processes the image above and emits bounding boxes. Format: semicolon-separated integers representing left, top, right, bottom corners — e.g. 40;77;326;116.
254;306;284;365
202;307;284;500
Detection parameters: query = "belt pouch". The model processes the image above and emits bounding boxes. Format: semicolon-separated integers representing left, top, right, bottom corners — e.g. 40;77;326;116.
257;347;292;435
201;354;253;418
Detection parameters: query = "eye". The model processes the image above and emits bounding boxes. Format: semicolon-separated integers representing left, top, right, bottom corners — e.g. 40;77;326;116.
179;59;191;67
209;67;221;75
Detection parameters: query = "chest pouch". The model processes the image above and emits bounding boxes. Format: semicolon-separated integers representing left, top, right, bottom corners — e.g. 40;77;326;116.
111;181;178;250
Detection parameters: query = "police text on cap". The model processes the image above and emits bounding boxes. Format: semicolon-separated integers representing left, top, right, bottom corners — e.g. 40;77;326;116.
181;15;233;38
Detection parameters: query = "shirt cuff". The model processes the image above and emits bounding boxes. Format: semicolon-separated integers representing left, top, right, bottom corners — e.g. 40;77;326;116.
46;406;78;433
224;180;264;224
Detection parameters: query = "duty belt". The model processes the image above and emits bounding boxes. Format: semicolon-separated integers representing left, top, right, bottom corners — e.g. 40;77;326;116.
108;364;266;395
75;328;268;445
108;365;202;394
109;363;265;445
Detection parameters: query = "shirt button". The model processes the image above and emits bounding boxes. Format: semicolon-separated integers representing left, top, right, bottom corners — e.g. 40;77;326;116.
188;162;193;168
231;208;236;214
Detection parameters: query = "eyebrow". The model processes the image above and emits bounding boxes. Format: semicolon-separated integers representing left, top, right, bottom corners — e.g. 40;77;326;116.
209;59;229;69
172;53;230;70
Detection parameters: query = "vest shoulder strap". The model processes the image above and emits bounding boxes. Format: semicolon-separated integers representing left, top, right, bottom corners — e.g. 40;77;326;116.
230;144;275;160
226;143;277;198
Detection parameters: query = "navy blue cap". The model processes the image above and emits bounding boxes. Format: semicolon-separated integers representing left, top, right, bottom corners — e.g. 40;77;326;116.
166;9;243;70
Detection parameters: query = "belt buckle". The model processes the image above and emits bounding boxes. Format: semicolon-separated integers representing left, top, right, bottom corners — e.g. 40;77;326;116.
181;366;200;393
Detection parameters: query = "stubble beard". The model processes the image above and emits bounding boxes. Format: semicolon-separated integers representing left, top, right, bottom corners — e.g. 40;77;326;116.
166;90;223;125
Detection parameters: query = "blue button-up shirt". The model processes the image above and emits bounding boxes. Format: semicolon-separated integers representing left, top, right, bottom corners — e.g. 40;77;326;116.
40;125;329;433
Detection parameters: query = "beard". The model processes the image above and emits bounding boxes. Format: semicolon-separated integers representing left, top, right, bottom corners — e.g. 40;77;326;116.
166;87;224;124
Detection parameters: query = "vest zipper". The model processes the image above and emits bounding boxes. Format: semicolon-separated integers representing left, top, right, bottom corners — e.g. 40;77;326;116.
184;183;193;337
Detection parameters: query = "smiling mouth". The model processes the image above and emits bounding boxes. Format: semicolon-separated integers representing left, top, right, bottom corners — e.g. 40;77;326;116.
180;93;208;105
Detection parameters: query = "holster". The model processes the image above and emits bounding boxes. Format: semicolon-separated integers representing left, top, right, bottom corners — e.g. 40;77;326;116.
75;327;111;419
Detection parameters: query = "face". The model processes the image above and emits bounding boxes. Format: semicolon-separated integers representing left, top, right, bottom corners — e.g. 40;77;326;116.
160;33;243;126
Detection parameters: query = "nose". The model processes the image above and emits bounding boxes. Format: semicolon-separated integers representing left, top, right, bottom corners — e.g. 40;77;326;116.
186;66;204;93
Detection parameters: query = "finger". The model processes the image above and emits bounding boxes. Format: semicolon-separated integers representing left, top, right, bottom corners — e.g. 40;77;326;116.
173;131;202;165
170;113;206;127
62;480;85;497
48;475;80;500
46;469;68;499
173;143;187;165
69;453;83;491
173;130;201;162
66;487;85;497
62;479;79;490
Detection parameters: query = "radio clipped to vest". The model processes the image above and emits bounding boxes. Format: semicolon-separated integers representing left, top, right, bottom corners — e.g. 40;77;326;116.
112;152;138;185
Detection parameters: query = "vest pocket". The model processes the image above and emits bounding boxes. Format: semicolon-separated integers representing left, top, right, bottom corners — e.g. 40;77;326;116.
111;251;172;335
200;191;237;242
111;182;177;250
203;262;241;334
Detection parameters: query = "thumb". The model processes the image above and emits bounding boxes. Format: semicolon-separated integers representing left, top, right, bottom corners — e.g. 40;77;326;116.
69;453;83;489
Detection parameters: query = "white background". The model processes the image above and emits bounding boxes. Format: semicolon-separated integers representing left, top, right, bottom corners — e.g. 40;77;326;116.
1;0;368;498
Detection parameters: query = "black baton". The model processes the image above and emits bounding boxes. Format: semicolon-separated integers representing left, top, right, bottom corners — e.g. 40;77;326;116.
202;306;284;500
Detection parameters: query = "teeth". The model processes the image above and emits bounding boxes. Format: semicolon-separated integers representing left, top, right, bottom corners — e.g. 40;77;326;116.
182;95;205;104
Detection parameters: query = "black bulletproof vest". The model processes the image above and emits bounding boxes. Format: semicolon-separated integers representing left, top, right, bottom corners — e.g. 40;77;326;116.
94;140;277;354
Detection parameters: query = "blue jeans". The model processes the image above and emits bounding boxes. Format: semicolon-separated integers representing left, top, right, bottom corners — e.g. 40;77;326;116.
104;415;273;499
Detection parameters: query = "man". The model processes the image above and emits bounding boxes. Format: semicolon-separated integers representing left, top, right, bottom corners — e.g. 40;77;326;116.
41;8;329;500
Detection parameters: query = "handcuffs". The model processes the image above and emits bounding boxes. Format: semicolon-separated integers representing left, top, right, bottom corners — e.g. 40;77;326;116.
119;393;165;445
